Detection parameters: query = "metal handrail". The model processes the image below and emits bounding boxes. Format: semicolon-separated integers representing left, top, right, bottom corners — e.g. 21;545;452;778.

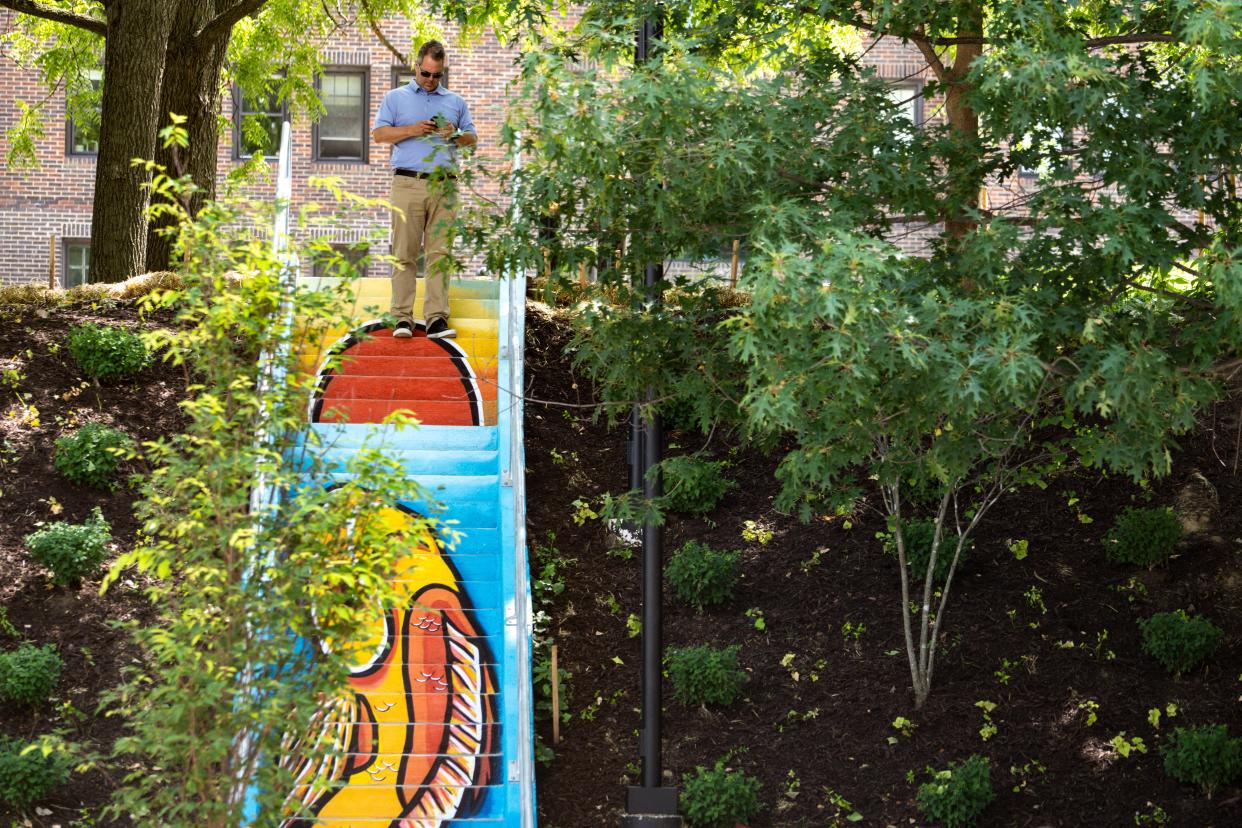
505;145;536;827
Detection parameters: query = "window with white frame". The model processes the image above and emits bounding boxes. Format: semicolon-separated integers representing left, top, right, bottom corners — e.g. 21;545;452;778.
66;69;102;156
234;83;287;158
315;69;368;162
886;83;924;139
63;239;91;287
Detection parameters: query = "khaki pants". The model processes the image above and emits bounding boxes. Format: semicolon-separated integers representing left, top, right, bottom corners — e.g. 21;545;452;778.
389;175;457;325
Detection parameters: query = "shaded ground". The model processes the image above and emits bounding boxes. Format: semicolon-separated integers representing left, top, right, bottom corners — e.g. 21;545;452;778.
1;296;1240;827
0;300;185;827
523;303;1242;827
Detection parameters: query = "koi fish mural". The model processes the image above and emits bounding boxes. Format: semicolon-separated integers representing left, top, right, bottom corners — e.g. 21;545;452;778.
281;504;498;827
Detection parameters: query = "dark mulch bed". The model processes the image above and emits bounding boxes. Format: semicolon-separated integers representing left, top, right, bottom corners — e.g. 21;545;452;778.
524;303;1242;827
2;297;1241;827
0;301;187;827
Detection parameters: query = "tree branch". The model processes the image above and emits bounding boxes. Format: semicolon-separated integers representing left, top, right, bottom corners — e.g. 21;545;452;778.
196;0;267;44
0;0;106;35
912;29;950;83
362;0;407;66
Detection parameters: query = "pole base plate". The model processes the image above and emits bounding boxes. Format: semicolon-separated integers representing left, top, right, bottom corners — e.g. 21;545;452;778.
621;786;681;826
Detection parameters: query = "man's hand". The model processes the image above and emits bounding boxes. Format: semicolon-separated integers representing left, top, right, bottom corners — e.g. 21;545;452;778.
372;120;437;145
435;125;456;141
410;119;438;138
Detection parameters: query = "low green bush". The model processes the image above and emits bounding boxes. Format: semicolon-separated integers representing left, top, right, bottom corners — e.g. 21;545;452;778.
23;507;112;587
681;758;762;828
1161;725;1242;797
660;454;736;515
0;737;71;811
67;322;150;381
666;541;740;611
0;643;62;706
883;518;973;585
915;754;995;828
1138;610;1222;675
1103;506;1181;567
667;645;745;707
53;422;133;490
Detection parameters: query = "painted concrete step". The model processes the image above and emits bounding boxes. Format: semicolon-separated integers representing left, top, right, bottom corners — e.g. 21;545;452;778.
305;423;499;451
303;356;499;380
319;376;480;402
300;275;502;300
315;399;498;426
297;447;499;476
324;296;500;319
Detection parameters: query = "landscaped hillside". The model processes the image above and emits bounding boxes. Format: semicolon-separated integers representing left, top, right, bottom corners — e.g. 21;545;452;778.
1;293;1240;826
523;303;1242;827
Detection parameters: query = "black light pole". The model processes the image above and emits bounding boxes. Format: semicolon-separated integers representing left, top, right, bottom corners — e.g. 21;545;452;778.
621;10;681;828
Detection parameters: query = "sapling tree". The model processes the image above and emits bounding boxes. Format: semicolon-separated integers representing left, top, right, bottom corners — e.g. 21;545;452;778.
99;126;443;825
464;2;1242;707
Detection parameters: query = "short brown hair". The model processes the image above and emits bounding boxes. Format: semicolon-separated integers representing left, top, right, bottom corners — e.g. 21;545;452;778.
417;40;446;64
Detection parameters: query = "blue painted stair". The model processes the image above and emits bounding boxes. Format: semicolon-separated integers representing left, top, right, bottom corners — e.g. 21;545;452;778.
281;274;535;826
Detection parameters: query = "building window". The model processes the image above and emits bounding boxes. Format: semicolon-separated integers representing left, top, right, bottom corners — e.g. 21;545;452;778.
315;69;368;162
886;83;924;137
66;69;102;156
311;242;369;278
234;84;287;159
62;239;91;287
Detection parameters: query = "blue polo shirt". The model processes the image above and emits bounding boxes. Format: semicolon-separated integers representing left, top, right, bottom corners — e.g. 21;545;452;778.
373;82;476;172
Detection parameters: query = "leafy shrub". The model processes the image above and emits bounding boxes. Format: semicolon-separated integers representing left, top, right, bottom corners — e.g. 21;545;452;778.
667;645;745;706
1103;507;1181;567
53;422;133;490
660;454;736;515
0;643;63;706
681;758;762;828
23;507;112;587
1161;725;1242;797
1138;610;1222;675
666;541;740;611
916;754;995;828
0;736;71;811
883;518;974;585
67;322;149;381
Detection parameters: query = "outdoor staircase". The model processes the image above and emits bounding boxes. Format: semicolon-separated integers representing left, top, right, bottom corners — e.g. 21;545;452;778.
285;274;535;826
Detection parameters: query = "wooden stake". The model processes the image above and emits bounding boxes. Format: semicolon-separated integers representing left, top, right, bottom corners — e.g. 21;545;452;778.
578;261;587;286
48;235;56;289
550;644;561;745
729;239;740;289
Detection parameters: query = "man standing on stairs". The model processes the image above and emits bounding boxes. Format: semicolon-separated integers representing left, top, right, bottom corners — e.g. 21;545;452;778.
372;39;477;341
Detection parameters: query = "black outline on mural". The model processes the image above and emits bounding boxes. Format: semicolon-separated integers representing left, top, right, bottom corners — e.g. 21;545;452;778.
309;320;484;426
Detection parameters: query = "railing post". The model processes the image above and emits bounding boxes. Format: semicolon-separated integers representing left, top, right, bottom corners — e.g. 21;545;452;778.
621;9;681;827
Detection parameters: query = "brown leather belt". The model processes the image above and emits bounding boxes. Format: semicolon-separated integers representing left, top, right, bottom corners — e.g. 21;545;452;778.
394;168;456;180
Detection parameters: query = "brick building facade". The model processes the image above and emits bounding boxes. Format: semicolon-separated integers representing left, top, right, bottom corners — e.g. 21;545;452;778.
0;13;944;286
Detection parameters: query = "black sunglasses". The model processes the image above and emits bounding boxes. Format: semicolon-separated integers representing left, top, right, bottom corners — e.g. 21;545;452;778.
419;70;443;79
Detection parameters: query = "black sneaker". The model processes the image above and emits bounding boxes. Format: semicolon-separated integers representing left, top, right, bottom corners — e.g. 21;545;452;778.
426;318;456;340
393;320;414;339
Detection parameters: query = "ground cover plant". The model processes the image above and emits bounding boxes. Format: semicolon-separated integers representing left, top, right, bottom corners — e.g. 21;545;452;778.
915;753;995;828
1104;507;1183;567
1139;610;1224;675
66;323;150;382
52;422;133;491
666;540;740;610
23;506;112;587
1160;725;1242;798
680;758;763;828
0;643;62;707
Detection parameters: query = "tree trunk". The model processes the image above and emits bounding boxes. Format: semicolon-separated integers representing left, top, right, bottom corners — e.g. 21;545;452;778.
89;0;175;282
944;4;985;241
145;0;231;272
